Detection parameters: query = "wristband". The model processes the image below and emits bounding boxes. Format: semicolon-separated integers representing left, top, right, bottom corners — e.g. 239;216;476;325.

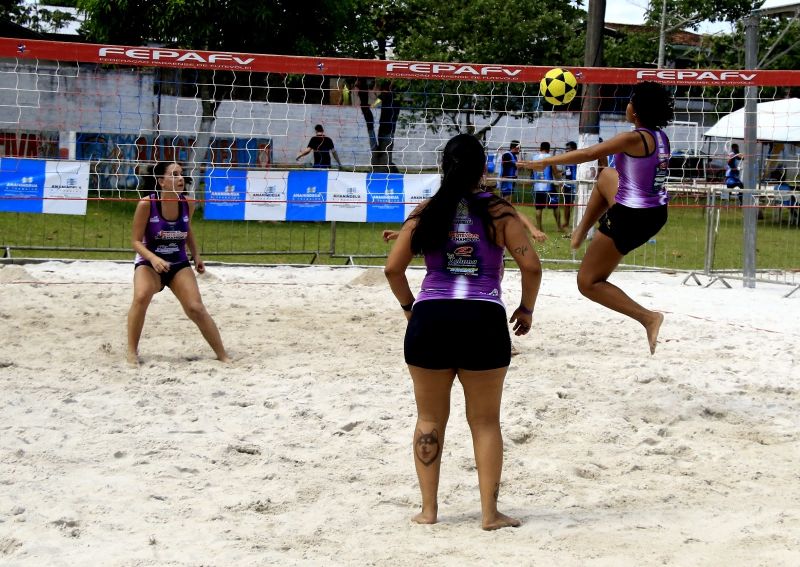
517;304;533;315
401;301;414;312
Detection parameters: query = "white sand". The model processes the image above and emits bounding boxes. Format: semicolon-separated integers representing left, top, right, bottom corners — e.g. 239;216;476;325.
0;261;798;566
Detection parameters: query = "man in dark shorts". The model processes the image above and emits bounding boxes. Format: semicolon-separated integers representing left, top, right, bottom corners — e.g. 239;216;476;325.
531;141;562;232
296;124;342;168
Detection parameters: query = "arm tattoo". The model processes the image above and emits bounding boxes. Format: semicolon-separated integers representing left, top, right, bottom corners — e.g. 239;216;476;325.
513;245;529;256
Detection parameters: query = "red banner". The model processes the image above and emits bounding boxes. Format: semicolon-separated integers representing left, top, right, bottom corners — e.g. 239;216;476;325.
2;37;800;86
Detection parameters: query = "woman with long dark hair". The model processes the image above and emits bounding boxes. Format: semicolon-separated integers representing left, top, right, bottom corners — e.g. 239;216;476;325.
519;81;674;354
384;134;542;530
126;161;230;365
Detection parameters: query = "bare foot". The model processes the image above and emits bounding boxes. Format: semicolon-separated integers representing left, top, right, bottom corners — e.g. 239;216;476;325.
411;509;437;525
217;354;233;363
126;350;140;367
482;512;521;531
645;312;664;355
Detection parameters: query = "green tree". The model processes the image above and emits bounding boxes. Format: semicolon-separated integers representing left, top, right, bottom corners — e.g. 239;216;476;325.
76;0;381;177
0;0;77;33
388;0;586;139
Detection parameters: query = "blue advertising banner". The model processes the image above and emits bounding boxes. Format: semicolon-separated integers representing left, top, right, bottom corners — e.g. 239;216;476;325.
286;170;328;222
204;167;247;221
203;169;440;223
0;158;44;213
366;173;405;223
0;158;90;215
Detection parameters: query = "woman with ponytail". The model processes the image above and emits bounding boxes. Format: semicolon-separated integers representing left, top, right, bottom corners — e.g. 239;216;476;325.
126;161;230;365
384;134;542;530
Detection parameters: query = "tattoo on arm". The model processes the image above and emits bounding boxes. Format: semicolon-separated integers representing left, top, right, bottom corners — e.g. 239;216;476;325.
513;245;528;256
414;428;440;466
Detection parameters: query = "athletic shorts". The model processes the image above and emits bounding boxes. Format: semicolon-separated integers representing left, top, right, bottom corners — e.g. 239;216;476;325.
534;191;559;210
404;299;511;371
134;260;192;290
563;186;576;205
598;203;668;255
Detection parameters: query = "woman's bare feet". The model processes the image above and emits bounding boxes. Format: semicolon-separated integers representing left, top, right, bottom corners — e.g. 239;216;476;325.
645;312;664;355
411;508;437;525
217;353;232;363
126;349;139;367
482;512;521;531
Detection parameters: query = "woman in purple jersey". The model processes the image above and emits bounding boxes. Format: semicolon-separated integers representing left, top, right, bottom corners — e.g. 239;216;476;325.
126;161;230;365
519;81;673;354
384;134;542;530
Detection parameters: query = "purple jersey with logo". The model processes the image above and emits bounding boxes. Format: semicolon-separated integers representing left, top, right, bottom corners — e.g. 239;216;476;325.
416;193;504;307
614;128;670;208
134;193;190;265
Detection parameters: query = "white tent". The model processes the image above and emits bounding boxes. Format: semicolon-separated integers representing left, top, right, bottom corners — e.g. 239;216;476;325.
704;98;800;142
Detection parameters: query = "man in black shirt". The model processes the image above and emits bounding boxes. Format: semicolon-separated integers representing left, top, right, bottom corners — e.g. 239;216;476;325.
296;124;342;168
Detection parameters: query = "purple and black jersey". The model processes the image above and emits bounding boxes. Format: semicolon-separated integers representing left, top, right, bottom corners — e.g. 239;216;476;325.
134;193;190;265
614;128;670;208
416;193;505;307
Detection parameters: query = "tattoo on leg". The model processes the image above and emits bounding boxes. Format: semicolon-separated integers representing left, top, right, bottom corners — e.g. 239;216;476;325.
414;428;440;466
493;483;500;502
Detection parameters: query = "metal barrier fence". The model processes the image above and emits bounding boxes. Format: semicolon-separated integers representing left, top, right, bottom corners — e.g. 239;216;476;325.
2;178;798;296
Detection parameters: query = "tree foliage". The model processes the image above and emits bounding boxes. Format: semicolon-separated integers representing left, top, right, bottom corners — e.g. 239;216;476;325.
76;0;372;58
0;0;77;33
386;0;586;137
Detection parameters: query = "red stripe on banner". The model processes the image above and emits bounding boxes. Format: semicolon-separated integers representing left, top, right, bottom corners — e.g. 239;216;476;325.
3;37;800;86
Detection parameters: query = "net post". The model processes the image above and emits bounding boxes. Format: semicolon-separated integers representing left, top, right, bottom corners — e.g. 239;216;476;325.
742;13;759;289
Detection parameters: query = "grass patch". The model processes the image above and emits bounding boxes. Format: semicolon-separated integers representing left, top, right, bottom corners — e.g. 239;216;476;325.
1;196;798;270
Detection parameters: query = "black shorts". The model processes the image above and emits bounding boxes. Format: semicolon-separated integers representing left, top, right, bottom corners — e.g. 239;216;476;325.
534;191;558;210
404;299;511;371
563;186;576;205
135;260;192;290
598;203;668;255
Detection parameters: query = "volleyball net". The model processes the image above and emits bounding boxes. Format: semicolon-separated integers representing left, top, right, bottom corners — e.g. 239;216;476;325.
0;37;798;281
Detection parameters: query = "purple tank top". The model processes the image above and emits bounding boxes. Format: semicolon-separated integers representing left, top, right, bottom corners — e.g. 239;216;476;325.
614;128;670;208
134;193;190;264
416;193;504;307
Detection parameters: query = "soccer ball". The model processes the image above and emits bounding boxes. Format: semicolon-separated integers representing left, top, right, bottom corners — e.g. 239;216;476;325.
539;68;578;106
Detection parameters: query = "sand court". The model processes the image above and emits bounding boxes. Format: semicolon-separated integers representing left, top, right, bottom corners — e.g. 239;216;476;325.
0;261;798;566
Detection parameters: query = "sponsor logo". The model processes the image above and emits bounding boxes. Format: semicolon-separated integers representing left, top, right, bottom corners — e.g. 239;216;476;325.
332;186;361;200
453;245;474;257
98;47;255;68
387;62;522;80
252;184;285;200
449;231;480;243
635;70;757;84
157;230;188;240
292;185;324;202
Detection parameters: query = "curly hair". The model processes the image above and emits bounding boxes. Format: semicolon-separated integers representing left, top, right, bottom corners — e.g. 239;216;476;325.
630;81;674;130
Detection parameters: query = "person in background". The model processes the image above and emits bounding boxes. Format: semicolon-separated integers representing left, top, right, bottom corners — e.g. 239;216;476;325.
127;161;230;365
498;140;520;200
561;141;578;233
296;124;342;168
530;142;563;232
725;143;744;201
384;134;542;530
518;81;673;355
